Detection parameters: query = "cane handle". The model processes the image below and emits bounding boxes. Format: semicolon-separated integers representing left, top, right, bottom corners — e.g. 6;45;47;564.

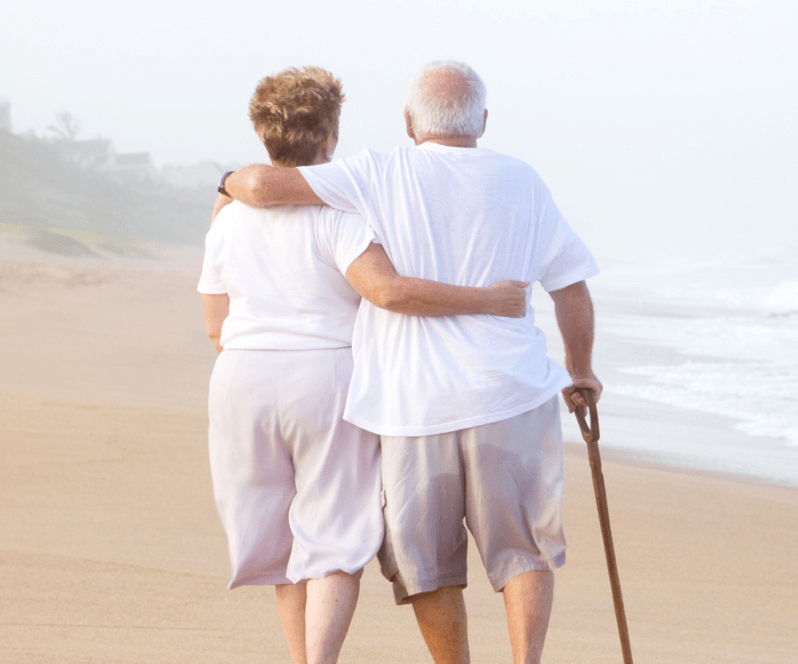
574;388;600;443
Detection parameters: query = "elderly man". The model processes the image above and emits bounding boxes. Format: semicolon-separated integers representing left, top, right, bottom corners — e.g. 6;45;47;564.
219;60;601;664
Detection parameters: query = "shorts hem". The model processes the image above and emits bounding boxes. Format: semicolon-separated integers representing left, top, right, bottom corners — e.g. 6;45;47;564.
394;572;468;605
489;552;567;593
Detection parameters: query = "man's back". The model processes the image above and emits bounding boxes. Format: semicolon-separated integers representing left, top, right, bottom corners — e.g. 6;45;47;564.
300;143;598;436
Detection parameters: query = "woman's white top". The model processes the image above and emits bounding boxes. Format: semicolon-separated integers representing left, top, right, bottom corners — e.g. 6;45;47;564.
197;201;374;350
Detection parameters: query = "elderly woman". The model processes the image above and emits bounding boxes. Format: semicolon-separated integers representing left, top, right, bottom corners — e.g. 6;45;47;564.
198;67;526;664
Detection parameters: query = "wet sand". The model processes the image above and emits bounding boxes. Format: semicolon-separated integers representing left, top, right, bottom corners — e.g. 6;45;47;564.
1;244;796;663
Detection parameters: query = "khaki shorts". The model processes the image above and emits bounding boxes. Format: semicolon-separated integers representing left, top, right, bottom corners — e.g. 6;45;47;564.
378;397;565;604
208;348;383;588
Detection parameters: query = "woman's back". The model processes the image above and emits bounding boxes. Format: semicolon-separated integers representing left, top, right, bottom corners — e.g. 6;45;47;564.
198;200;374;351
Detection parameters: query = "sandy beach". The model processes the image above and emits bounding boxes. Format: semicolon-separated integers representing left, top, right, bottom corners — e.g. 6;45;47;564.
1;243;796;663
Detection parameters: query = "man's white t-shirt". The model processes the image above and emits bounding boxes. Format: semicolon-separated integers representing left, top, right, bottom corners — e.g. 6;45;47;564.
299;143;599;436
197;201;374;350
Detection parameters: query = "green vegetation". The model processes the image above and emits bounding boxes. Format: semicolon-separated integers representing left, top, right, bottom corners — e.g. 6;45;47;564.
0;223;153;258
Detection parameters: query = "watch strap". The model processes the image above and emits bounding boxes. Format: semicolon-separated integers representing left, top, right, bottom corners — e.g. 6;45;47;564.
218;170;234;196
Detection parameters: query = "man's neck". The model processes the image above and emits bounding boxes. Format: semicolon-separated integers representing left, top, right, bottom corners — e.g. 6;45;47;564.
417;136;478;148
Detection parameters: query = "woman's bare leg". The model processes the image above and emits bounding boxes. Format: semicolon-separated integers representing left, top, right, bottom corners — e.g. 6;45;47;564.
276;583;308;664
305;570;361;664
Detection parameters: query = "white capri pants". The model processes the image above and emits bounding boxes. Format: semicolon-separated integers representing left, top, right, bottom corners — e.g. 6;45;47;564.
208;348;383;588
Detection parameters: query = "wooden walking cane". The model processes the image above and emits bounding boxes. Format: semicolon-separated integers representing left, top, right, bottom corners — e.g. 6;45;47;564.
573;389;634;664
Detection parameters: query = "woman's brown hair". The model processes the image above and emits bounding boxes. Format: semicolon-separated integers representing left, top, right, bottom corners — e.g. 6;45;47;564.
249;66;344;167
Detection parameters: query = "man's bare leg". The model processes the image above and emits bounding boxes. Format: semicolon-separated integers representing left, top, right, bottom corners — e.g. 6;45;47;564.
410;586;470;664
275;583;308;664
502;570;555;664
305;570;361;664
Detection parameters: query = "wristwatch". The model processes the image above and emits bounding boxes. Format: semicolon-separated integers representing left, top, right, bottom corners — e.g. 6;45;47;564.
218;170;234;196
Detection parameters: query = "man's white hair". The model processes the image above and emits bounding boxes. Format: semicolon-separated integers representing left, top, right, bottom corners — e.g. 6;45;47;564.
405;60;487;138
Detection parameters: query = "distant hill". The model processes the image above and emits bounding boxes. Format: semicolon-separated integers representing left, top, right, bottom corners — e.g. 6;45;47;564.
0;130;216;251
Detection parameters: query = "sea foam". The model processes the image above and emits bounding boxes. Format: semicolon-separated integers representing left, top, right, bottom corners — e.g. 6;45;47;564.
593;247;798;483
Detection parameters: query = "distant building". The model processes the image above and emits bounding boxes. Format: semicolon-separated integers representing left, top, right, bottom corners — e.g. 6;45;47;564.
50;137;158;184
110;152;158;182
55;138;114;169
0;98;10;132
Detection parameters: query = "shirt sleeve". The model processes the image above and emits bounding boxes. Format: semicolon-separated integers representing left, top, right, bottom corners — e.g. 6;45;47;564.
298;149;377;217
316;210;376;276
531;193;600;292
196;222;228;295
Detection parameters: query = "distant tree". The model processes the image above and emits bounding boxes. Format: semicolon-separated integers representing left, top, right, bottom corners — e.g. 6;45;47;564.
46;111;80;142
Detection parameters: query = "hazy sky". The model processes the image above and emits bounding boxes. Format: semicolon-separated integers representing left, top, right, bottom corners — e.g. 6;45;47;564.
3;0;797;261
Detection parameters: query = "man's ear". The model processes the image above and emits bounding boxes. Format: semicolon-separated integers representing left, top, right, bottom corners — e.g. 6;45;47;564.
480;109;488;138
404;109;416;142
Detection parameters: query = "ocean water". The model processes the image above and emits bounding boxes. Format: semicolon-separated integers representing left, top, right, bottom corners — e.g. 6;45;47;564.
589;246;798;487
